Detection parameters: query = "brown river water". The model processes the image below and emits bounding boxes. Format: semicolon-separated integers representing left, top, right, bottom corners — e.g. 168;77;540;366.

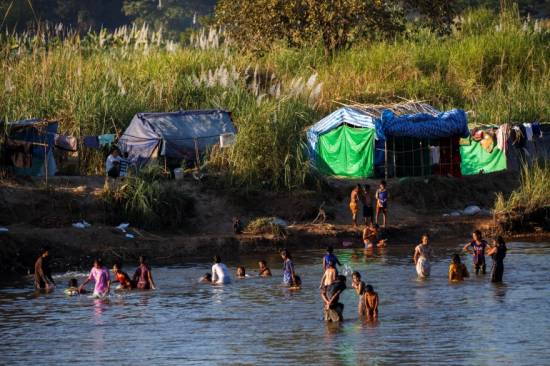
0;241;549;365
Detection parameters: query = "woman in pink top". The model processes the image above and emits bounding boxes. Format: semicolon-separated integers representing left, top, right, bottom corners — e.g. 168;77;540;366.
132;256;156;290
79;258;111;297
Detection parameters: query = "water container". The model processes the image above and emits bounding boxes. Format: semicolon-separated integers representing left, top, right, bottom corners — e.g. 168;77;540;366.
174;168;184;180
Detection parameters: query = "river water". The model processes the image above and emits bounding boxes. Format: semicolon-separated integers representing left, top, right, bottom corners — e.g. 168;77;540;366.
1;241;549;365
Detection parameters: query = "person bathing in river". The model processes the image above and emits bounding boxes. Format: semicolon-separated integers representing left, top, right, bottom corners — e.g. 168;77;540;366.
321;275;347;322
34;246;55;290
281;249;297;287
79;258;111;298
362;285;379;319
64;278;86;296
375;180;389;228
487;236;507;283
362;184;374;225
363;223;387;249
211;256;231;284
414;234;433;278
323;246;342;273
288;275;302;291
448;254;469;282
319;260;337;289
258;260;272;277
133;256;156;290
112;262;134;290
351;271;366;315
236;266;246;278
349;184;361;227
199;273;212;283
463;230;488;275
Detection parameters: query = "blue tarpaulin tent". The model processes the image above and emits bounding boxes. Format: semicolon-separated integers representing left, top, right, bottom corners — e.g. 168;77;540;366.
119;109;236;166
2;119;57;176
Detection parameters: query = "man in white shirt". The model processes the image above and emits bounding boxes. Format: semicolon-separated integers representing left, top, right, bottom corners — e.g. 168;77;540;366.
211;255;231;284
106;148;121;178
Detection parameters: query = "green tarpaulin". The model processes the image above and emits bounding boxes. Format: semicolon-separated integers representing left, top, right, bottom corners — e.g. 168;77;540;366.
460;138;507;175
317;124;374;178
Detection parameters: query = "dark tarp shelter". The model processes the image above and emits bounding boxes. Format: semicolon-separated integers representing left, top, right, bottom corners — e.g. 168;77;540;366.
1;119;57;176
118;109;236;167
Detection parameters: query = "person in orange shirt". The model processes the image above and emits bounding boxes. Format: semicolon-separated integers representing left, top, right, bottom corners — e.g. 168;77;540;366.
112;262;134;290
448;254;469;282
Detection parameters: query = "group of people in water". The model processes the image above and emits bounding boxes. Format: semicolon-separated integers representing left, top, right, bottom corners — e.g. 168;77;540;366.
34;249;156;297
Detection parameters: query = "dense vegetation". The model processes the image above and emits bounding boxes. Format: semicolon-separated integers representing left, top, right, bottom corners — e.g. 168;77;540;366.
0;5;549;191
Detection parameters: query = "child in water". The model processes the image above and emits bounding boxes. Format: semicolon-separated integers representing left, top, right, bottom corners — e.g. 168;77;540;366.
448;254;469;282
323;246;342;272
319;260;337;289
199;273;212;283
362;284;379;319
64;278;86;296
351;272;366;316
258;260;272;277
112;263;134;290
236;266;247;278
363;223;387;249
463;230;488;274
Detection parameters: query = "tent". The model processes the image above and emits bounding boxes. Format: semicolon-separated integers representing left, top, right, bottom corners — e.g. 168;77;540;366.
307;103;469;178
1;119;57;176
307;107;376;178
118;109;236;167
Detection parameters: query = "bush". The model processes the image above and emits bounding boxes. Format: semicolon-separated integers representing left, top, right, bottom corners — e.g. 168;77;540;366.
102;166;195;229
245;217;288;239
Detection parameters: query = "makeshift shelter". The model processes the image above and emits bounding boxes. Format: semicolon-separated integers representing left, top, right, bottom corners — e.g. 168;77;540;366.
459;127;507;175
118;109;236;167
307;102;470;179
307;107;376;178
1;119;57;176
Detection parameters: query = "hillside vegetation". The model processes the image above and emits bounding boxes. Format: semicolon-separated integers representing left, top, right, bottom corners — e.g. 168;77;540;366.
0;7;549;190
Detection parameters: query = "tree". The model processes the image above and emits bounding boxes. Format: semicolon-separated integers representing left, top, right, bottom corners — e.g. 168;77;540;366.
215;0;404;55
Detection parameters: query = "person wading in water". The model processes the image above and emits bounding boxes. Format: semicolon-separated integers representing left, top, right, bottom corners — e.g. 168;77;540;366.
34;246;55;290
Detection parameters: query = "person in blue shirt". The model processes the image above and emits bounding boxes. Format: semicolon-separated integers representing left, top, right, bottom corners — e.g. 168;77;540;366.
323;246;342;273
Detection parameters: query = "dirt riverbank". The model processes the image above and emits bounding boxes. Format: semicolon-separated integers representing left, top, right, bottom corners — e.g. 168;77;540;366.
0;172;543;275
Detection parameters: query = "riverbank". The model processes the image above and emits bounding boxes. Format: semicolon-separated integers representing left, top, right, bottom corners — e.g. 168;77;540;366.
2;172;544;275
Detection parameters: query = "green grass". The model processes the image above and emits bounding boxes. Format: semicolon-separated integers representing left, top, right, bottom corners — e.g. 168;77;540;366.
1;7;549;189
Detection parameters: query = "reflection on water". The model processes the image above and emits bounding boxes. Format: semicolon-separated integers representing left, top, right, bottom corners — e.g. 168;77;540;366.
0;242;549;365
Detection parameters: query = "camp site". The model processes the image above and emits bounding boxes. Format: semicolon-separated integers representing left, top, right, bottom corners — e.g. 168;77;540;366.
0;1;549;365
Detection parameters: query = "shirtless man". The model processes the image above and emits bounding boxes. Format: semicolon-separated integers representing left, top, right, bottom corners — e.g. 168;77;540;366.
34;246;55;290
349;184;362;227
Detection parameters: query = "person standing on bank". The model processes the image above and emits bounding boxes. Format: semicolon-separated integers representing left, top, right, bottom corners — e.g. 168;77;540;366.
487;236;507;283
34;246;55;290
349;184;361;227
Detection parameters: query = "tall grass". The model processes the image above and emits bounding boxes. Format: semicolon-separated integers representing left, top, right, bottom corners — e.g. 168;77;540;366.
1;7;549;189
494;160;550;216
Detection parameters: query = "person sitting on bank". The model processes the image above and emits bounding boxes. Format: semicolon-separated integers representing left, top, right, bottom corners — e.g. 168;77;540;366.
106;147;121;178
363;223;387;249
64;278;86;296
112;262;134;290
211;255;231;285
448;254;469;282
362;284;379;319
133;256;156;290
258;260;272;277
321;275;347;322
34;246;55;290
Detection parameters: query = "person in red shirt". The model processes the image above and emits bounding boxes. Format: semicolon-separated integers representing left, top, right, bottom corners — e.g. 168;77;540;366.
112;262;134;290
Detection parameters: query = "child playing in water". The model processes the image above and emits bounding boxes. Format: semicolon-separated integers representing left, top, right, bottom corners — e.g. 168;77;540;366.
363;223;387;249
79;258;111;298
281;249;297;287
133;256;157;290
199;273;212;283
112;263;133;290
414;234;432;278
236;266;246;278
258;260;272;277
323;246;342;272
375;180;389;228
362;284;379;319
319;260;337;289
212;255;232;284
463;230;488;274
64;278;86;296
448;254;469;282
352;271;366;316
322;275;347;322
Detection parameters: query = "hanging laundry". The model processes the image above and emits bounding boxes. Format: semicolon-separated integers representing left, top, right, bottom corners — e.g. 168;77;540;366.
429;146;440;165
496;124;510;153
531;122;542;138
54;134;78;151
98;134;116;147
5;139;33;168
83;136;99;149
472;128;484;142
480;130;495;153
523;123;533;141
459;137;471;146
511;125;526;148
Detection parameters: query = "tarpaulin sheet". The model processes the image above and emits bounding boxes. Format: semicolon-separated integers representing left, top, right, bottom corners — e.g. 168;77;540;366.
460;138;507;175
317;125;374;178
379;109;469;140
